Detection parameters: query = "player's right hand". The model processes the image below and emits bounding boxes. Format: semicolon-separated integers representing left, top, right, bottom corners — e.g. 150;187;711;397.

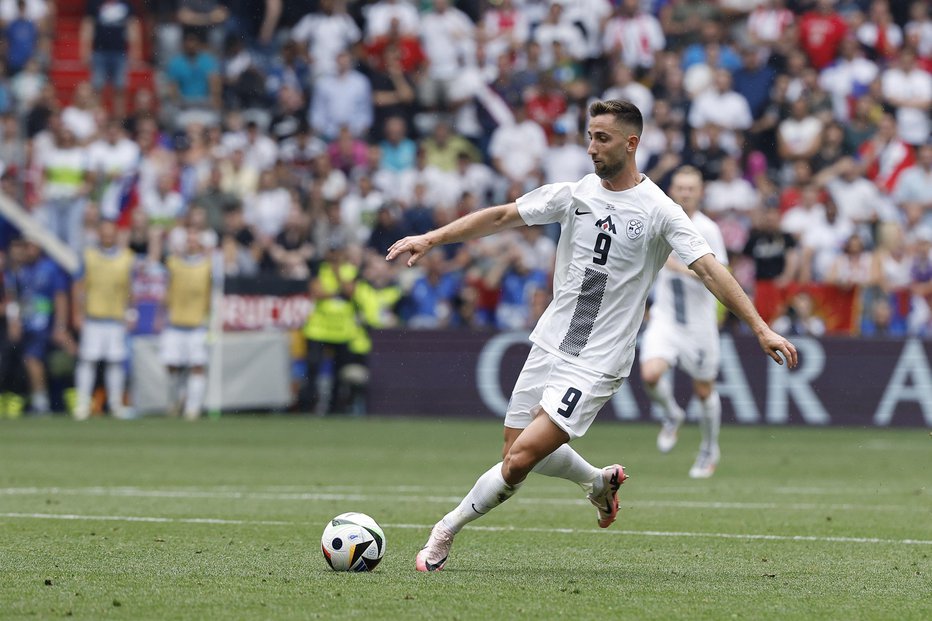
385;235;432;267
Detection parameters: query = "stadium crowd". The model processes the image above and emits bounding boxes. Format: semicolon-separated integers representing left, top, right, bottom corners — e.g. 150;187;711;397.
0;0;930;416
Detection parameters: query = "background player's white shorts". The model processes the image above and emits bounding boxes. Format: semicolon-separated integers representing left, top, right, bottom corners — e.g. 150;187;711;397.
79;320;127;362
160;327;209;367
505;344;624;440
639;318;720;381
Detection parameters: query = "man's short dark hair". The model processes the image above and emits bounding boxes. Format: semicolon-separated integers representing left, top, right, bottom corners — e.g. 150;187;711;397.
588;99;643;137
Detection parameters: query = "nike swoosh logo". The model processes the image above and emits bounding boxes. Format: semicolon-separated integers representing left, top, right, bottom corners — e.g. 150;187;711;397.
471;503;487;515
575;208;591;215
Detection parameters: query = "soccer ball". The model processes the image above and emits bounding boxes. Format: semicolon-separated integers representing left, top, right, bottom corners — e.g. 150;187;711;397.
320;512;386;572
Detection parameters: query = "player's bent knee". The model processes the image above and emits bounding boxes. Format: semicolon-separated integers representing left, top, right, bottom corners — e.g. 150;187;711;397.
501;449;535;484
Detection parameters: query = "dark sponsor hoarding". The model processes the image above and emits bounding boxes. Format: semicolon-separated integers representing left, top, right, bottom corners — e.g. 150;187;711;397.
368;330;932;428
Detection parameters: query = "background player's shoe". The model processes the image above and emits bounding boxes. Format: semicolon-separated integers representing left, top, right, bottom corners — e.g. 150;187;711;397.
587;464;627;528
689;446;720;479
657;408;685;453
415;521;455;572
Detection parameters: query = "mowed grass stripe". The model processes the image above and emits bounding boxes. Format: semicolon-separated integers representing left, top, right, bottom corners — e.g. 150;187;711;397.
4;512;932;546
1;485;926;513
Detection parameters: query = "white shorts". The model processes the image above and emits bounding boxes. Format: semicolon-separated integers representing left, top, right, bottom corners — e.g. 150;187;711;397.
79;320;128;363
160;327;209;367
505;344;624;440
639;318;720;382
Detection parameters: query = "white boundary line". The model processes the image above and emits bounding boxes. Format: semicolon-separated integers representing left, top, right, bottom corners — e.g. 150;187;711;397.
0;487;926;513
2;513;930;546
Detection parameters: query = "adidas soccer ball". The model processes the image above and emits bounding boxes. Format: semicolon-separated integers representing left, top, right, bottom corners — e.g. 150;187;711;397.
320;512;386;572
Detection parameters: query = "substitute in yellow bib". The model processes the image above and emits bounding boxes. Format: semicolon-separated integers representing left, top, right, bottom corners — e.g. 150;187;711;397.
73;220;135;420
303;241;361;415
161;229;212;420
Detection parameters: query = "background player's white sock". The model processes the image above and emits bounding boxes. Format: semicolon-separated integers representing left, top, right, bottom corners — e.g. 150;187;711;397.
441;462;521;534
105;363;126;415
31;391;50;414
699;391;721;452
75;360;96;414
645;372;683;422
167;371;183;413
185;373;207;418
532;444;603;494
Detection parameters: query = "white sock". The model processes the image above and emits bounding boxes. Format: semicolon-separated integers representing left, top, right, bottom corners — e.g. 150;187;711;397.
699;391;721;453
441;462;521;534
532;444;603;494
185;373;207;418
31;391;50;413
75;360;96;413
645;372;683;422
105;362;126;414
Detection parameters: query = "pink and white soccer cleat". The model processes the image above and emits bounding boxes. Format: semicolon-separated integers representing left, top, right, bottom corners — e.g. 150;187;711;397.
587;464;628;528
415;521;456;572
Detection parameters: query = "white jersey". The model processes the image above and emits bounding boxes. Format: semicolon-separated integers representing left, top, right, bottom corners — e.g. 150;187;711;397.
517;174;713;378
649;210;728;334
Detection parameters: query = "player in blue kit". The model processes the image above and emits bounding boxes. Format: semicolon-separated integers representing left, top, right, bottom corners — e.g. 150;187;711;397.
387;100;798;571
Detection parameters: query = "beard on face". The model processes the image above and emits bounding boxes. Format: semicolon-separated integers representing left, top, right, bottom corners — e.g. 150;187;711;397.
593;153;626;180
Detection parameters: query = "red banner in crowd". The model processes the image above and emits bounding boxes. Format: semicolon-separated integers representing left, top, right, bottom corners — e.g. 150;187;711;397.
222;276;311;331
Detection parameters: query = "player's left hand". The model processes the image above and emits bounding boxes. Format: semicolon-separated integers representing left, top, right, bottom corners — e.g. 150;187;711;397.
385;235;433;267
758;327;798;368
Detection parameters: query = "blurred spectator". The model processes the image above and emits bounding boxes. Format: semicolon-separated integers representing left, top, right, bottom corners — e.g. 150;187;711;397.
403;251;461;329
10;57;45;115
61;82;100;145
743;207;800;323
341;174;384;244
418;0;476;112
880;47;932;147
772;290;827;336
659;0;719;52
542;121;590;184
704;156;760;216
778;98;823;164
747;0;795;56
367;42;417;141
480;0;530;62
167;204;218;256
5;238;71;415
871;221;913;324
310;51;372;141
488;102;547;191
142;170;185;228
218;145;259;199
532;1;586;68
733;46;778;122
827;233;875;292
379;115;416;173
165;31;222;127
268;205;313;279
602;64;653;123
220;36;266;111
177;0;228;41
798;194;855;283
682;21;741;73
858;111;915;194
367;204;406;256
291;0;361;78
81;0;141;117
798;0;848;70
908;227;932;334
602;0;665;71
860;295;907;337
365;0;420;42
816;156;885;233
905;1;932;60
842;94;879;154
782;183;827;239
688;68;753;145
818;35;878;123
265;40;310;101
365;16;426;75
35;123;90;252
420;118;480;173
892;140;932;228
4;0;39;75
222;0;282;59
244;169;291;239
857;0;902;62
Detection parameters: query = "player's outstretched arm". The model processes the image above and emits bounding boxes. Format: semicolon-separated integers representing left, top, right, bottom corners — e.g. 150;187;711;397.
385;203;524;267
689;254;798;368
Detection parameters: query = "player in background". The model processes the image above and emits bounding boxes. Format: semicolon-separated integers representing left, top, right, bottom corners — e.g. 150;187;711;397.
386;100;797;572
72;220;135;420
161;228;212;420
639;166;728;478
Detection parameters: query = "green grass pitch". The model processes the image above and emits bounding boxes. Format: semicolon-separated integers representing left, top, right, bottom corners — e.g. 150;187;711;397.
1;416;930;620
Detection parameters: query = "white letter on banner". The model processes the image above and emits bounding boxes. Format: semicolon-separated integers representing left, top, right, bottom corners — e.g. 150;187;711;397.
766;336;829;424
718;334;761;423
477;332;531;418
874;339;932;426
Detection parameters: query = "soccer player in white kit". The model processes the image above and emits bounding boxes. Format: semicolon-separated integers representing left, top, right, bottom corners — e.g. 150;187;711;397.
386;100;797;572
639;166;728;479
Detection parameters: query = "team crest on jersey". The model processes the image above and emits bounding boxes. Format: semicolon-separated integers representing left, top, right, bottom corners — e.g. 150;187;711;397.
626;219;644;240
595;215;617;234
